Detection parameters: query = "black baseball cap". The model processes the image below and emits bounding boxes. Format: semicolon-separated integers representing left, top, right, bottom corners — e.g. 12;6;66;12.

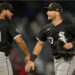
44;2;63;13
0;2;13;12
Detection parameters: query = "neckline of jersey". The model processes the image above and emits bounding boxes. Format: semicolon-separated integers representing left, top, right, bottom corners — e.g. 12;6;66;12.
51;21;63;28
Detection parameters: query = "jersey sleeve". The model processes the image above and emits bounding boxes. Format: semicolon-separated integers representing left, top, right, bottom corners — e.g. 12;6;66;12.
36;27;48;42
8;21;21;39
68;24;75;45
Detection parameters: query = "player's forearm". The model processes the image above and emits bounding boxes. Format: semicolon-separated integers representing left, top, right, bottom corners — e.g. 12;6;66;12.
32;40;44;56
30;40;44;61
14;36;30;56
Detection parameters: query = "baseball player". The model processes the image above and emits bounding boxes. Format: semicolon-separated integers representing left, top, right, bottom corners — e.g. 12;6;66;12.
0;2;30;75
25;2;75;75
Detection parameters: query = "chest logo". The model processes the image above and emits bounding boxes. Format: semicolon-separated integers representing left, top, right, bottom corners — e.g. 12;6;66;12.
58;31;67;44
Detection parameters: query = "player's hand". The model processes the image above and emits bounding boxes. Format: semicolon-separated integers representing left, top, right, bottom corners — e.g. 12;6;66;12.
63;42;73;50
25;61;35;72
24;55;30;63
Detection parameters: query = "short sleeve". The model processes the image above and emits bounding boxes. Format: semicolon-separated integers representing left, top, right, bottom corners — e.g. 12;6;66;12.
36;27;48;42
68;24;75;45
8;21;21;39
36;24;55;42
68;24;75;37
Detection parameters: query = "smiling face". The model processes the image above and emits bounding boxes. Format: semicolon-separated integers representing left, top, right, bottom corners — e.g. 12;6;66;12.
46;10;56;21
1;9;13;20
5;10;13;20
46;10;59;21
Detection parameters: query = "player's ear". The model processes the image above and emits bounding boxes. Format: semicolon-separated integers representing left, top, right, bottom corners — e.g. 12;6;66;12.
56;11;60;16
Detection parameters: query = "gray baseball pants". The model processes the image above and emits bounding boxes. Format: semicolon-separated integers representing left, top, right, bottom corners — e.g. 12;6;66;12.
54;56;75;75
0;52;13;75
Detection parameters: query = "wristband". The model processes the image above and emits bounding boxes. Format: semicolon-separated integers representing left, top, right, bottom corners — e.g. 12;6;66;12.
30;54;37;61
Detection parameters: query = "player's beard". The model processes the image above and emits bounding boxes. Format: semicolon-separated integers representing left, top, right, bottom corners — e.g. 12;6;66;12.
5;14;12;20
48;15;56;22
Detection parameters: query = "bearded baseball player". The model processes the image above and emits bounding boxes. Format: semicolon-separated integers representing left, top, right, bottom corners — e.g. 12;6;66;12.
25;2;75;75
0;2;30;75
